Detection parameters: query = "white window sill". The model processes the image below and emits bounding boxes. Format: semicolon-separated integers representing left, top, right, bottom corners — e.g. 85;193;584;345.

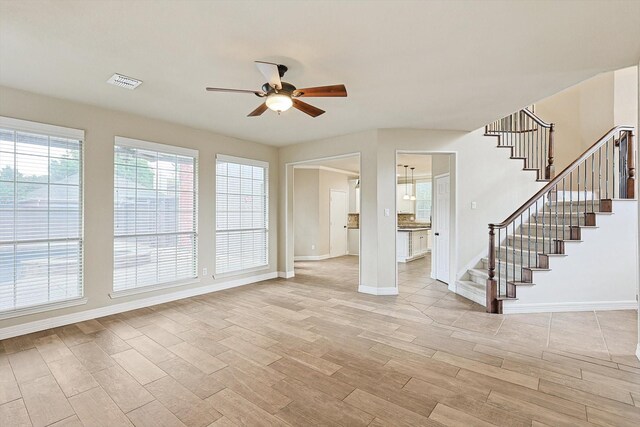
213;265;270;280
110;277;200;299
0;297;88;320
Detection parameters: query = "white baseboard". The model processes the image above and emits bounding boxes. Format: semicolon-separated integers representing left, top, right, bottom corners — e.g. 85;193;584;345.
0;271;278;340
358;285;399;296
502;300;638;314
278;271;295;279
294;254;331;261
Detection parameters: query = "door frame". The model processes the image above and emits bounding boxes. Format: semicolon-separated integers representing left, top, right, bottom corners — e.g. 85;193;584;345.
394;150;457;293
329;189;348;257
433;172;451;284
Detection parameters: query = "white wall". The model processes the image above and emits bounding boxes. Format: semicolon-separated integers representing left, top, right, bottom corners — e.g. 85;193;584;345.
0;85;279;331
504;200;638;313
293;169;320;258
293;168;349;258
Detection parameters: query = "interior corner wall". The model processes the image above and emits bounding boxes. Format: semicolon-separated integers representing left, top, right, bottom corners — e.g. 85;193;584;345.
637;59;640;362
293;169;320;257
431;154;451;177
0;85;279;331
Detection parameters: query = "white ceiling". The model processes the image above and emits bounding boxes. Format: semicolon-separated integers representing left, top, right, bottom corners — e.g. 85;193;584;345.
397;154;433;178
1;1;639;146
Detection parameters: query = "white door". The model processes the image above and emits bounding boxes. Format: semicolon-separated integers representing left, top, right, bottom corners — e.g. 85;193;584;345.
434;175;450;283
330;190;347;257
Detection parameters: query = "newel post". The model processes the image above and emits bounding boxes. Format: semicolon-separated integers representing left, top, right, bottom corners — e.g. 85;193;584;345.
486;225;498;313
546;123;555;180
627;131;635;199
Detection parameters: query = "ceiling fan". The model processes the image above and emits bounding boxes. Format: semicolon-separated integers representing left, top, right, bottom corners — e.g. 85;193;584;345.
205;61;347;118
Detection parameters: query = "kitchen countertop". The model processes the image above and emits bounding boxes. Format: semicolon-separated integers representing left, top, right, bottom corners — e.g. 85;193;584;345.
397;227;430;231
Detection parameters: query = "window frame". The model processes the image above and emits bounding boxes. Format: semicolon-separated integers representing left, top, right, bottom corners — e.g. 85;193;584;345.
0;116;86;319
111;136;199;297
215;154;269;277
415;178;432;223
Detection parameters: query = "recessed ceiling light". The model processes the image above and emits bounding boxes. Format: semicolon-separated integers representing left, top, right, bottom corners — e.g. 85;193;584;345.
107;73;142;90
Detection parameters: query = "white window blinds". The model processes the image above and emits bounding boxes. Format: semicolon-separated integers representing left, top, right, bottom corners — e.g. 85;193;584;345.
216;155;268;275
0;117;84;313
113;137;197;292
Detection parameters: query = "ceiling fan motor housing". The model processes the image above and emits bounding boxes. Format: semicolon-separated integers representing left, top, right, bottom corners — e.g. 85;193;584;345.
261;81;297;96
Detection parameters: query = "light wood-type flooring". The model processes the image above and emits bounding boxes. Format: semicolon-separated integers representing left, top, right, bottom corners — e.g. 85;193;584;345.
1;255;639;426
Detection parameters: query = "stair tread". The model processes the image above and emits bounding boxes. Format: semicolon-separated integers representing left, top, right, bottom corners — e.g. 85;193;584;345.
508;281;536;286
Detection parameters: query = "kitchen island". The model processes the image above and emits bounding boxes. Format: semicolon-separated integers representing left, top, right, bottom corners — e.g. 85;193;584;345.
397;227;431;262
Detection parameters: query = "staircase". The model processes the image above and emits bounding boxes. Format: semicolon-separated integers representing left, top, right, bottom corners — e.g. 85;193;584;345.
456;107;636;313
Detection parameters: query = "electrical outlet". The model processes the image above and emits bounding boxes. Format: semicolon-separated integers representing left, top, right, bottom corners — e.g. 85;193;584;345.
202;267;208;276
471;201;477;209
311;244;315;250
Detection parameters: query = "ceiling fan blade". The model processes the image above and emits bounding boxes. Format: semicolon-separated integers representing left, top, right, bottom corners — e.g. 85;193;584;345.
293;84;347;98
206;87;265;96
255;61;282;90
292;99;325;117
247;103;268;117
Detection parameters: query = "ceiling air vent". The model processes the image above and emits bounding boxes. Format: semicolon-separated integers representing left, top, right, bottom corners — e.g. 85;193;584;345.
107;73;142;90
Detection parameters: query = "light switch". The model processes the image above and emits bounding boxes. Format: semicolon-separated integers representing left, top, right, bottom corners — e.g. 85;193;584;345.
384;208;390;217
471;201;477;209
311;244;315;250
202;267;208;276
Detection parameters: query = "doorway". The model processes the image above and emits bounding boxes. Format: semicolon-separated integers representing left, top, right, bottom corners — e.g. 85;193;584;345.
395;152;455;293
288;154;361;291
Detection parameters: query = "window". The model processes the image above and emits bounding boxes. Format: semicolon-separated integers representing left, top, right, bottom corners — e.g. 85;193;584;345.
216;155;268;275
0;117;84;314
415;179;432;222
113;137;197;293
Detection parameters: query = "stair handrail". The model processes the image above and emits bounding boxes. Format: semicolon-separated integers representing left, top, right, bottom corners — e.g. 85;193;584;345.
486;125;635;313
485;107;556;179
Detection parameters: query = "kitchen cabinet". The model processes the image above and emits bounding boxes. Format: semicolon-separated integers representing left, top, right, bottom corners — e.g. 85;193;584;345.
397;228;430;262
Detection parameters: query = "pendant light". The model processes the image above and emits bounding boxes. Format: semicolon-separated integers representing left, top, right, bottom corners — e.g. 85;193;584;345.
410;167;416;200
403;165;410;200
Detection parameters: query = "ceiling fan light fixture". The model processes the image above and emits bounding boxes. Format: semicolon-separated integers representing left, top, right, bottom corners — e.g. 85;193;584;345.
265;93;293;112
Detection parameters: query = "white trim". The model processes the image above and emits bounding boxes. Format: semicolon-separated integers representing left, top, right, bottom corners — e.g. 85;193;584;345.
278;271;295;279
216;153;269;169
0;297;88;321
115;136;199;157
0;272;277;340
109;278;200;299
502;300;638;314
636;343;640;361
0;116;84;140
213;266;270;280
294;164;359;177
294;254;332;261
358;285;399;296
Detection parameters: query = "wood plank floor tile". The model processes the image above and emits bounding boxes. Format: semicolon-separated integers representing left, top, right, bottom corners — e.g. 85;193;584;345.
126;400;187;427
126;335;177;364
0;356;21;405
145;375;222;427
343;388;435;427
0;398;31;427
218;336;281;365
47;353;99;397
210;367;291;414
433;351;539;389
68;386;133;427
93;365;155;413
428;402;496;427
8;348;50;383
168;342;227;374
49;415;84;426
20;374;74;427
112;349;167;385
138;324;184;347
69;341;116;373
158;357;225;400
270;357;355;400
33;334;73;363
205;388;289;427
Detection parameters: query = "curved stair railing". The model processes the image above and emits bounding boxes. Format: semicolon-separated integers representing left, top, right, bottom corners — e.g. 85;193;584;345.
486;126;635;313
486;107;555;180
